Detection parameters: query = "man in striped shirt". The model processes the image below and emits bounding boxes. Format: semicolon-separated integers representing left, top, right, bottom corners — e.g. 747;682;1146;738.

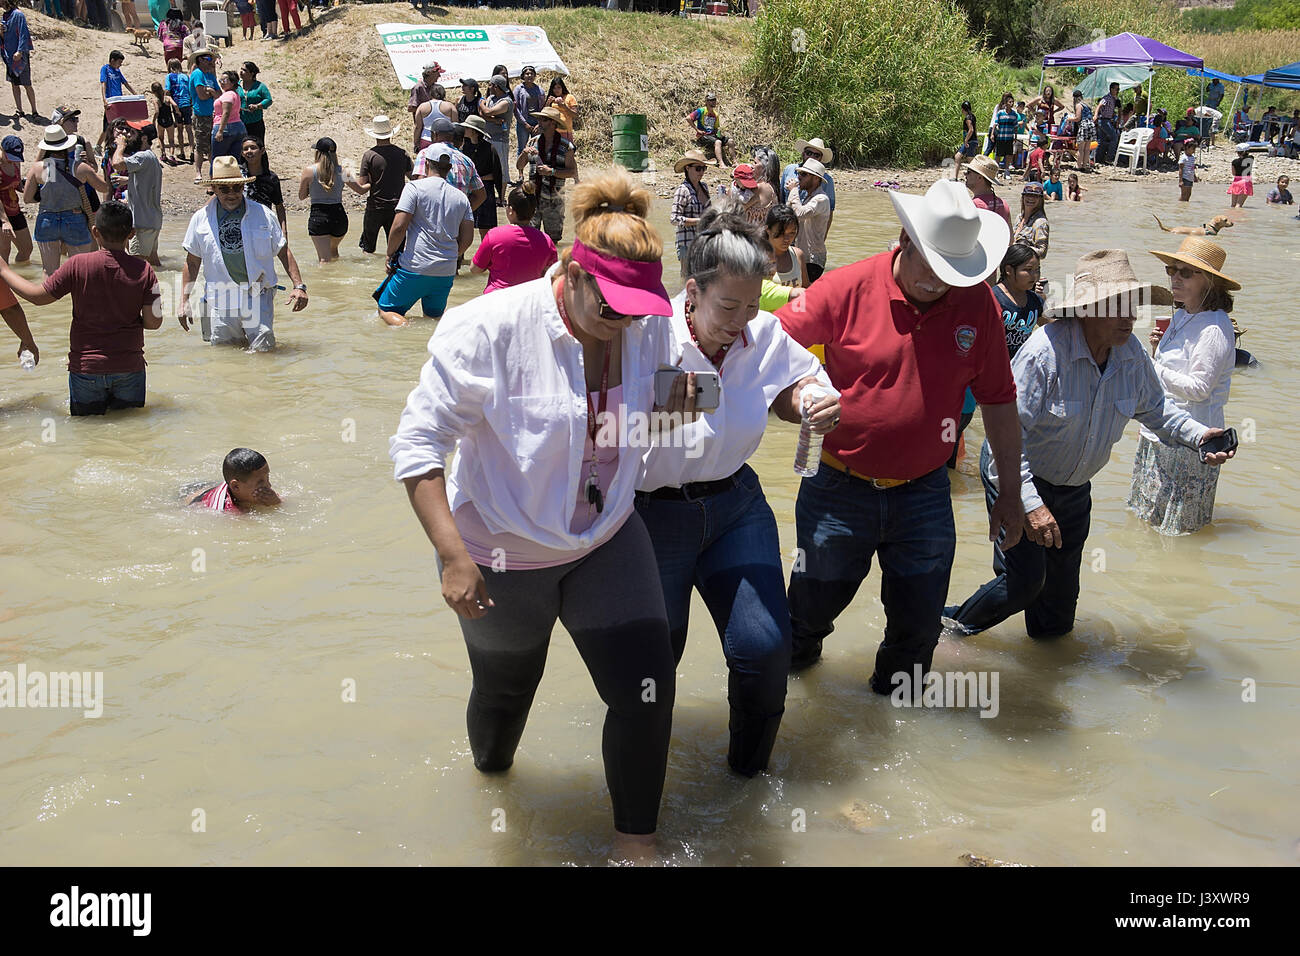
944;250;1237;639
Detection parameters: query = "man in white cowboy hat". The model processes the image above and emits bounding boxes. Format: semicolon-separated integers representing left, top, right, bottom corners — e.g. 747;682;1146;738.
781;137;837;238
944;249;1237;640
354;115;413;255
785;156;831;284
178;155;309;352
187;48;219;184
516;105;576;243
776;179;1023;690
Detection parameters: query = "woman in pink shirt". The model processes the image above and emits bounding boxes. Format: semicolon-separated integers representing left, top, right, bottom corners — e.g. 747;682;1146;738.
469;185;558;293
210;71;246;174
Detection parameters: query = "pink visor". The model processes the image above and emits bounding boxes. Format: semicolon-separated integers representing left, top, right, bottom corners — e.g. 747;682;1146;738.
572;239;672;318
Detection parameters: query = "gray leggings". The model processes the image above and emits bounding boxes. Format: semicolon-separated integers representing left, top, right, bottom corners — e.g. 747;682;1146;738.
453;512;675;835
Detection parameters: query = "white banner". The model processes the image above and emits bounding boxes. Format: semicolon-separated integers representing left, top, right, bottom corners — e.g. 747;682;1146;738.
376;23;569;90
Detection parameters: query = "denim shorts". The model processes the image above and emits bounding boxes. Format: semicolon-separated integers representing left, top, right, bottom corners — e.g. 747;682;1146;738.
34;209;93;246
68;370;146;416
377;268;455;318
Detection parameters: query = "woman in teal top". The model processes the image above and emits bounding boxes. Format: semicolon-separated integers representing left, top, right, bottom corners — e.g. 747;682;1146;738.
238;61;272;144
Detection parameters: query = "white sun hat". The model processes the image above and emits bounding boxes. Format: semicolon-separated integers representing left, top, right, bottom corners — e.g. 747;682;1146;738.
888;179;1011;287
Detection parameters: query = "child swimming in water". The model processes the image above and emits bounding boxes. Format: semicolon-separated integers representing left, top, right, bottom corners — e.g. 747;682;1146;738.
187;447;281;512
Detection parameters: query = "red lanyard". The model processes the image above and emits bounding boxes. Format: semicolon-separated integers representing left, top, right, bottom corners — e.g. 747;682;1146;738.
555;276;613;446
684;308;730;369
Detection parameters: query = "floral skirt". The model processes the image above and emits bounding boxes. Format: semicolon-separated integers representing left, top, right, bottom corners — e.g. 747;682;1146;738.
1127;435;1221;535
1227;175;1254;196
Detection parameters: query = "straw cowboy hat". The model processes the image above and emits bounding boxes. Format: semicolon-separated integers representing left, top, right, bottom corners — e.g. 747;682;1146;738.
795;136;834;165
795;157;827;182
1150;235;1241;291
674;148;710;174
364;115;400;139
456;114;490;137
888;179;1010;287
201;155;255;187
1049;249;1174;317
39;124;76;153
529;106;566;124
966;154;1000;187
185;47;216;69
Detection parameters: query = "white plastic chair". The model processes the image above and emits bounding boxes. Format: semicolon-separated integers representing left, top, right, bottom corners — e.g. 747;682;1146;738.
1115;128;1155;173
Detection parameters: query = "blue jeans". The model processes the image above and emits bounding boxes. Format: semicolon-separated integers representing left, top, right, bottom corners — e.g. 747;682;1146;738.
1098;117;1118;163
68;370;146;416
634;465;790;776
787;463;956;693
945;441;1092;638
211;120;246;174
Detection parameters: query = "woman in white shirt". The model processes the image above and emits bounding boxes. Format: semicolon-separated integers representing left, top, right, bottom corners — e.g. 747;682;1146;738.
390;170;694;858
1128;237;1240;534
635;207;839;777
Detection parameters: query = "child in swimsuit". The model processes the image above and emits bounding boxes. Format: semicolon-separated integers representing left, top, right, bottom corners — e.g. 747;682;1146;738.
188;447;281;512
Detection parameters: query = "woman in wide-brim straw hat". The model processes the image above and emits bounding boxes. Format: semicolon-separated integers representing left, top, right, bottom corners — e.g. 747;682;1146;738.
1126;236;1242;535
670;149;711;278
24;125;108;278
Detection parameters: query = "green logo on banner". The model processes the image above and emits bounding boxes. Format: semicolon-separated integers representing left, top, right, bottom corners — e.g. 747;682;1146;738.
382;28;489;45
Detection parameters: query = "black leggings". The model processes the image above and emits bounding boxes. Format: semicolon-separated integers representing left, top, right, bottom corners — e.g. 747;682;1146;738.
452;512;675;835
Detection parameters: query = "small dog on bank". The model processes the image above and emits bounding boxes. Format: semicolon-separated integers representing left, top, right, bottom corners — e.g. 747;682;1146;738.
126;28;153;55
1152;213;1234;236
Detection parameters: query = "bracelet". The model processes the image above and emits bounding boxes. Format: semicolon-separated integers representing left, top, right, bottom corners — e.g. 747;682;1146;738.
293;283;307;292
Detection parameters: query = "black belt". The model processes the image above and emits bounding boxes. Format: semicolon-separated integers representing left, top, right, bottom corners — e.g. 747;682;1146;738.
643;468;744;502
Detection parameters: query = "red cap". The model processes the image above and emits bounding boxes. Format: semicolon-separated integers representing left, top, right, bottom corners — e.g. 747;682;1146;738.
571;239;671;318
732;163;758;188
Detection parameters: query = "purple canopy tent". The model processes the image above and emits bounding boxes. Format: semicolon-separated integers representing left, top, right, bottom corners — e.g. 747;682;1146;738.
1041;33;1206;138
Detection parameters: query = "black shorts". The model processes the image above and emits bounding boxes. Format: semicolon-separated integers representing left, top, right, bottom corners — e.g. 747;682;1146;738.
6;210;27;232
307;202;348;238
699;133;728;149
473;180;498;230
994;139;1014;158
177;105;193;124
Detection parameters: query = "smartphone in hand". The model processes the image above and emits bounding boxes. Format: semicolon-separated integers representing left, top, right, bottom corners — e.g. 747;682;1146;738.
1200;427;1238;462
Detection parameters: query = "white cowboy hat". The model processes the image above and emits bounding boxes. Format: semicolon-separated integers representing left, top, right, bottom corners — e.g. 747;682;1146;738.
201;155;255;187
185;46;216;69
364;115;400;139
39;124;76;153
888;179;1011;288
794;137;834;165
794;157;827;182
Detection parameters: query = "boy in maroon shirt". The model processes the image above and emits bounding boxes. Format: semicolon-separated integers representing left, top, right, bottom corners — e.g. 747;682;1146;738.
0;200;162;415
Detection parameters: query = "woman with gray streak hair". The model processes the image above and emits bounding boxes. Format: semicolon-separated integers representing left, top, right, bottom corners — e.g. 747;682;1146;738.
634;204;839;778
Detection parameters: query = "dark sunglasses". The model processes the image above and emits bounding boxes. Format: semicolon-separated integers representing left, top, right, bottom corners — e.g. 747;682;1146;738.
588;275;642;322
215;185;244;195
688;164;706;173
1165;265;1202;279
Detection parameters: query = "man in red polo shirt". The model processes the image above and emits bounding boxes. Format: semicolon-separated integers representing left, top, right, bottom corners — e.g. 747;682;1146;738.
776;179;1025;694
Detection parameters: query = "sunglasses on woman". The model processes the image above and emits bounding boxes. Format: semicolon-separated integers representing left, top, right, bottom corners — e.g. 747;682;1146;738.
688;164;706;173
588;275;641;322
1165;265;1202;279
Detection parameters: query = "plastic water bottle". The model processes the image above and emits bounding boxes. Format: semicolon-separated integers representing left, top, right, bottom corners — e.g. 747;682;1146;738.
19;349;35;371
793;384;829;477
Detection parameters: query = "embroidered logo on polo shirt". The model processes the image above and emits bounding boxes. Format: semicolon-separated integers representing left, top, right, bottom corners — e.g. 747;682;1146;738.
955;325;977;353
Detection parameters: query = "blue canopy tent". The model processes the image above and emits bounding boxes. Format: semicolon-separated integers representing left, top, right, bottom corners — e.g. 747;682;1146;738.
1264;61;1300;86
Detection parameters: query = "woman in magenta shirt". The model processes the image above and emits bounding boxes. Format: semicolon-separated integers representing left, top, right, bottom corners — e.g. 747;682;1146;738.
469;186;557;293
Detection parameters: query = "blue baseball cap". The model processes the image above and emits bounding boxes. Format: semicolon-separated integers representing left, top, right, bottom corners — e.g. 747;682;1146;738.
1;136;22;162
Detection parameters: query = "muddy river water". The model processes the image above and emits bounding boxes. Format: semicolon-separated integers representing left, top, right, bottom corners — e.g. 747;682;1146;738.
1;175;1297;865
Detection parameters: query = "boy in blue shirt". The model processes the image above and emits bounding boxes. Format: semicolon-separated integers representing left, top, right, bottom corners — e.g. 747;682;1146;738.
98;50;135;147
165;58;195;164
